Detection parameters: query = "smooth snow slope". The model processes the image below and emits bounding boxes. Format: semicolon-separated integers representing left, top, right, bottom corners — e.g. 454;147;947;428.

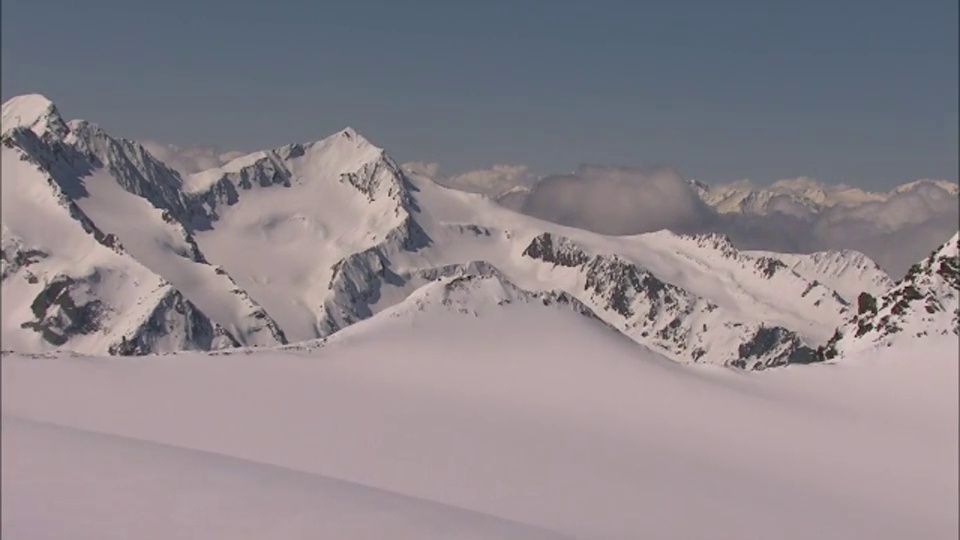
3;295;956;539
2;418;566;540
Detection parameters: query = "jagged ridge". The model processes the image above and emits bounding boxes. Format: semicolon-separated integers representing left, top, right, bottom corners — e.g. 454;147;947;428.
821;233;959;358
522;232;819;369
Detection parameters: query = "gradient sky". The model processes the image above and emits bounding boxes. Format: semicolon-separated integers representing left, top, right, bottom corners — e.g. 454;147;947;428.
2;0;957;189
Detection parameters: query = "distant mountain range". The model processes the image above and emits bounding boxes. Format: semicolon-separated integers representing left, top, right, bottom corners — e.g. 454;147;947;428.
2;94;956;367
487;169;957;277
689;176;959;217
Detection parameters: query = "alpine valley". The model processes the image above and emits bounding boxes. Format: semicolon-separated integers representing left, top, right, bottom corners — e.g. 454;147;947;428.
1;94;957;368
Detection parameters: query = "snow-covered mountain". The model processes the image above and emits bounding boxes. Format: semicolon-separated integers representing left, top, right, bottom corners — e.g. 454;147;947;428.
1;129;235;353
822;233;959;358
2;93;950;368
1;95;286;354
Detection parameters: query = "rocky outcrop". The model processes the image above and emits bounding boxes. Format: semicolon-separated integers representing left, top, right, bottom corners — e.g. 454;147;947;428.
821;233;959;358
523;232;819;369
1;235;48;282
522;232;590;268
67;120;205;225
108;287;239;355
20;275;105;347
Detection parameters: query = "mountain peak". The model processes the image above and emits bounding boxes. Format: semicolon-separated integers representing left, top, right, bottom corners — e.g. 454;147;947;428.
326;126;383;154
1;93;69;138
331;126;376;148
820;231;959;358
270;126;382;166
934;232;960;259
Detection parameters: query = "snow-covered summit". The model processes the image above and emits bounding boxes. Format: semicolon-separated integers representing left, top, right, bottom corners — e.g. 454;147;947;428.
1;94;70;138
185;125;385;193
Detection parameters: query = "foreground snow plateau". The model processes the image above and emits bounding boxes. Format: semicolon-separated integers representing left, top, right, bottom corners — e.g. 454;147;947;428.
3;302;957;539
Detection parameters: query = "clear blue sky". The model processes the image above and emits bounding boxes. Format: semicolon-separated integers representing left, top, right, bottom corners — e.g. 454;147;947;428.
2;0;957;188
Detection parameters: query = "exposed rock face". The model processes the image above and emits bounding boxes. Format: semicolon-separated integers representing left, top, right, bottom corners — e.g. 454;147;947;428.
20;275;104;347
385;263;611;326
202;153;292;195
2;112;273;355
734;327;818;369
108;288;240;356
67;120;200;223
11;266;237;356
821;233;959;358
522;232;819;369
685;232;739;259
522;233;590;267
1;235;48;282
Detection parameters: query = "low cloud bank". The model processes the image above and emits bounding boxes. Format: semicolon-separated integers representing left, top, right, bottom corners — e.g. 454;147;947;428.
432;161;957;277
522;165;717;235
